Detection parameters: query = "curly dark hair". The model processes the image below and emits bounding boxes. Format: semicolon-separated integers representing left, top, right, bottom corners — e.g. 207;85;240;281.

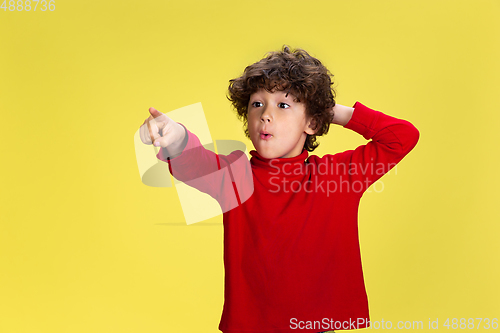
227;45;336;152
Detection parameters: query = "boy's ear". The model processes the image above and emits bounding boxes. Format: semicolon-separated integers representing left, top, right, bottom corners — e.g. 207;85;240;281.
305;117;318;135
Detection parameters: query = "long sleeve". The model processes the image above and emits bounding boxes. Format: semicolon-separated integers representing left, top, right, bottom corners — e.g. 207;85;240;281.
332;102;420;194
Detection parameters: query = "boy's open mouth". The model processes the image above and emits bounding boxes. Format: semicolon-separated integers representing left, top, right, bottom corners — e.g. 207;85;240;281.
260;131;273;140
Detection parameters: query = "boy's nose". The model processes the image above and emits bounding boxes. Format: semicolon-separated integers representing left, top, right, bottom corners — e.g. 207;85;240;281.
260;107;273;122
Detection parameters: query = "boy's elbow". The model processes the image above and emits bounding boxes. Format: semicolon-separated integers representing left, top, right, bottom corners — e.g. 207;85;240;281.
401;121;420;154
409;122;420;145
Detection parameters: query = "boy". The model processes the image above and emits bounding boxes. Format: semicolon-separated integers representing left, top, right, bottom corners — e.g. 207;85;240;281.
139;45;419;332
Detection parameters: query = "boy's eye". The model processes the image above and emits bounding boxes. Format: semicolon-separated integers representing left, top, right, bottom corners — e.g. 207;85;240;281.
250;101;290;109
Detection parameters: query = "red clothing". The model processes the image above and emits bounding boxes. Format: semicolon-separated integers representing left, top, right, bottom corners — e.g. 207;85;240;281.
157;102;420;332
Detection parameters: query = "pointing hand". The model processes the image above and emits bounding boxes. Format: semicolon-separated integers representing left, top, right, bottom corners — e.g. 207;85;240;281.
139;107;186;155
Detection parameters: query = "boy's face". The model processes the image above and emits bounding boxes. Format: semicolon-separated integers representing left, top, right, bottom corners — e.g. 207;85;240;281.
247;88;316;159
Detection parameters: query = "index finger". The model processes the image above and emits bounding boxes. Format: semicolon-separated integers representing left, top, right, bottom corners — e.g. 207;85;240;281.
149;107;163;119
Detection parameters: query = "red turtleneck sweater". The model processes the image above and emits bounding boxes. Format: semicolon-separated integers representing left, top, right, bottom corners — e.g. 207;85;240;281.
156;102;420;332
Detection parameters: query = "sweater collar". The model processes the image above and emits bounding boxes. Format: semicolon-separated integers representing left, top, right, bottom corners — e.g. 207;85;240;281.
249;149;309;172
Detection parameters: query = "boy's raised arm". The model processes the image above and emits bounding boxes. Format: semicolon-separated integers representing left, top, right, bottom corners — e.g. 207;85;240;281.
139;108;252;212
328;101;420;194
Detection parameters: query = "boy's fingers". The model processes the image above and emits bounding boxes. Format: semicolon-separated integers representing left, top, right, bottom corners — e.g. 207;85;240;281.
149;107;172;128
153;135;175;148
140;107;172;146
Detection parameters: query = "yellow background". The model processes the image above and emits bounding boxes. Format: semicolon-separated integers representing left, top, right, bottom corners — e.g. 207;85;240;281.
1;0;499;332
